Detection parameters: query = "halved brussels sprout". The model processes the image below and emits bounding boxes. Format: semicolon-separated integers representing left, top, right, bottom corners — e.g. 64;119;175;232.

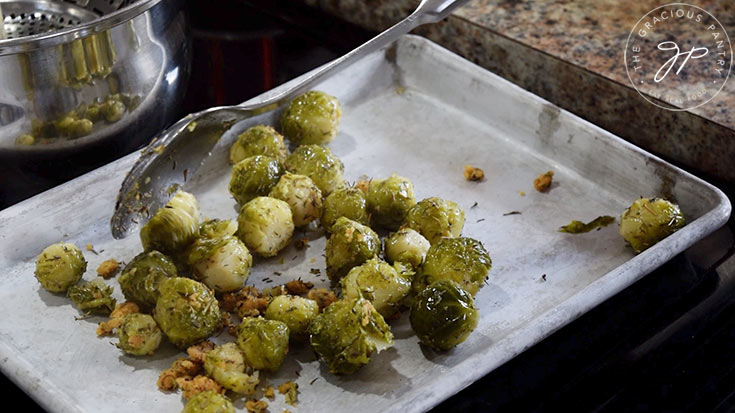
229;155;284;205
140;190;200;258
236;197;295;257
35;242;87;293
117;313;163;356
236;317;290;372
68;277;116;315
340;258;413;318
308;298;393;375
416;237;492;296
269;173;323;227
265;295;319;341
404;197;465;244
620;197;686;253
204;343;259;395
366;174;416;230
325;217;380;285
321;187;370;232
281;91;342;145
188;235;253;293
384;228;431;269
229;125;289;165
284;144;345;195
409;280;478;351
198;219;238;239
182;390;235;413
118;250;178;309
153;277;221;348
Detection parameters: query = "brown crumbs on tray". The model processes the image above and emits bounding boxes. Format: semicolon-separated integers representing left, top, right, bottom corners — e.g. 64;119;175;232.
264;385;275;399
464;165;485;181
176;375;223;400
294;237;310;250
533;170;554;192
278;381;299;406
186;341;215;363
96;302;140;336
285;279;314;295
308;288;339;311
245;399;268;413
96;259;120;278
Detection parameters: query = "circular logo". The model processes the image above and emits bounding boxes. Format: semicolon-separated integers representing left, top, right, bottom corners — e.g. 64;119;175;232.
625;3;733;111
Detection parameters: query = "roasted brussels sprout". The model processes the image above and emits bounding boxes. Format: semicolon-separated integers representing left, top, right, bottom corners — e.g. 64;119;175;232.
188;235;253;293
182;390;235;413
236;197;295;257
366;174;416;230
67;277;116;314
204;343;259;395
118;250;178;309
308;298;393;374
153;277;221;348
140;190;201;258
236;317;290;372
416;237;492;296
340;258;413;318
229;155;285;205
620;197;686;253
404;197;465;244
34;242;87;293
229;125;288;165
284;144;345;195
117;313;163;356
325;217;380;285
198;219;238;239
384;228;431;269
281;91;342;145
265;295;319;341
321;187;370;232
268;173;323;227
409;280;478;351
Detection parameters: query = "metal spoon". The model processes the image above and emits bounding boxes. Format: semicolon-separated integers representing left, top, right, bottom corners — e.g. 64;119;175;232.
111;0;468;239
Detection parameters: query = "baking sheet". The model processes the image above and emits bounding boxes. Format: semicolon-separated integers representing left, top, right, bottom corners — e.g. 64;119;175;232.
0;35;730;413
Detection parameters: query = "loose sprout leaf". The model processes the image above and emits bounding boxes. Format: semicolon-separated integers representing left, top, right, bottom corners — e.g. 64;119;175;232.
558;215;616;234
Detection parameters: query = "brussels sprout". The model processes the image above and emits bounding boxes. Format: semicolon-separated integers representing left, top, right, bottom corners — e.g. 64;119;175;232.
308;298;393;374
281;91;342;145
229;125;288;165
409;280;478;351
198;219;238;239
236;317;290;372
117;313;163;356
153;277;221;348
269;173;323;227
34;242;87;293
284;144;345;195
188;235;253;293
321;187;370;232
182;390;235;413
229;155;285;205
366;174;416;230
118;250;177;309
340;258;413;318
100;98;126;123
620;197;686;253
325;217;380;285
384;228;431;269
68;278;116;315
265;295;319;341
204;343;259;395
404;197;465;244
416;237;492;297
140;190;200;258
236;197;295;257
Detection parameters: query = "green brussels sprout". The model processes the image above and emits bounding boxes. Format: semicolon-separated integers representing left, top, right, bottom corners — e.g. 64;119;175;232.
325;217;380;285
284;144;345;195
118;250;178;309
187;235;253;293
182;390;234;413
415;237;492;297
321;187;370;232
67;277;116;315
228;155;285;205
153;277;221;348
236;197;295;257
384;228;431;269
620;197;686;253
308;298;393;374
198;219;238;239
340;258;413;318
268;173;323;227
229;125;289;165
236;317;290;372
34;242;87;293
366;174;416;230
265;295;319;341
117;313;163;356
409;280;478;351
140;190;200;258
281;91;342;145
404;197;465;244
100;98;126;123
204;343;259;395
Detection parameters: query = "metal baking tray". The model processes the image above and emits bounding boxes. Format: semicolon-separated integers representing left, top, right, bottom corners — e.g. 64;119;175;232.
0;35;730;413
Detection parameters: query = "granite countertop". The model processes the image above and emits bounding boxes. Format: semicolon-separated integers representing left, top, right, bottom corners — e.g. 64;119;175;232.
300;0;735;183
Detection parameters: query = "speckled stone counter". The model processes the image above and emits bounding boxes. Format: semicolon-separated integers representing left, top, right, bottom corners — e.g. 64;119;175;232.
300;0;735;182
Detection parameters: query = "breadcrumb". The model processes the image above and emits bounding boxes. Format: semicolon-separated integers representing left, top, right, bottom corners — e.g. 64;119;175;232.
176;375;223;399
96;302;140;336
533;170;554;192
464;165;485;182
157;358;203;391
294;238;309;250
221;286;270;318
245;400;268;413
96;259;120;279
355;178;371;193
264;386;275;399
278;381;299;406
307;288;338;311
284;279;314;295
186;341;215;363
